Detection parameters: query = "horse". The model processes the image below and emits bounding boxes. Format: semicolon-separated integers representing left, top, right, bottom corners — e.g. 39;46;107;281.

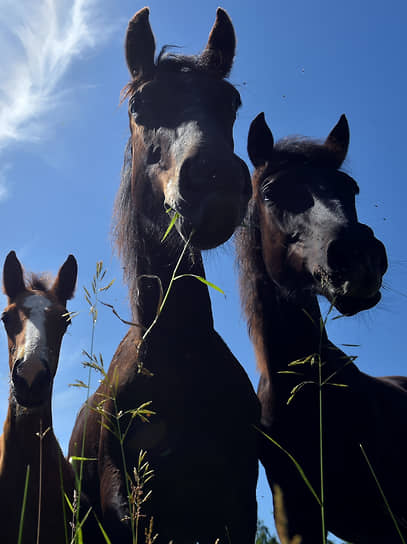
69;8;260;544
236;113;407;543
0;251;99;543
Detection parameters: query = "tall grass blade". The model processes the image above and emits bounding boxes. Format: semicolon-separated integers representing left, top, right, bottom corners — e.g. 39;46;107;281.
161;211;180;242
17;464;30;544
254;425;321;506
58;453;69;544
93;513;113;544
360;444;406;543
174;273;225;295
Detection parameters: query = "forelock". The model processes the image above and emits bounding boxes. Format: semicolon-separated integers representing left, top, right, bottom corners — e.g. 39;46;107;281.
270;137;342;173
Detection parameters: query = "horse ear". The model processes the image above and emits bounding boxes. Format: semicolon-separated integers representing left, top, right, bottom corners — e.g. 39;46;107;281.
125;7;156;81
325;114;350;167
3;251;26;301
248;113;274;168
199;8;236;78
52;255;78;305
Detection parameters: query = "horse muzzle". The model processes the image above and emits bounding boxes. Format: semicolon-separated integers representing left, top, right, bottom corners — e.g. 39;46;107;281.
171;153;251;249
11;357;51;408
315;226;388;316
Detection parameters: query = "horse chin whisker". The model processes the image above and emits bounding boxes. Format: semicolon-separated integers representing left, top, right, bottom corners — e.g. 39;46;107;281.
381;282;407;299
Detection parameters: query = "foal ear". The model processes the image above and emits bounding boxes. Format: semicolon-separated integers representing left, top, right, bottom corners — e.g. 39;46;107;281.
200;8;236;78
125;7;156;81
248;113;274;168
325;114;350;167
52;255;78;305
3;251;26;301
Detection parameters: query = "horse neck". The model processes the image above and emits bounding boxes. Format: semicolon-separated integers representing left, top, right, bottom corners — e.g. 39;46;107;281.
253;271;325;374
0;399;55;469
125;216;214;340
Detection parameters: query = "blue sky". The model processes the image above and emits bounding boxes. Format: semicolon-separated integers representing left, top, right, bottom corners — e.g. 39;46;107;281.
0;0;406;540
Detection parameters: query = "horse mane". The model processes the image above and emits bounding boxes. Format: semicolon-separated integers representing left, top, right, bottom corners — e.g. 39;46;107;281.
235;200;273;375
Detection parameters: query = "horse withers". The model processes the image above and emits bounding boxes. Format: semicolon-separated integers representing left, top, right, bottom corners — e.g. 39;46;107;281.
237;114;407;543
69;8;259;544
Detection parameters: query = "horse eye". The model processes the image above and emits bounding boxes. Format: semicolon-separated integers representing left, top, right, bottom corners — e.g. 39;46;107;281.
288;232;301;244
129;99;138;115
262;186;272;201
261;181;274;202
147;145;161;165
129;94;143;115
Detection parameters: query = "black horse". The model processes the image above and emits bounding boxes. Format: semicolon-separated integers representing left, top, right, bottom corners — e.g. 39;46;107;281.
69;8;260;544
236;113;407;543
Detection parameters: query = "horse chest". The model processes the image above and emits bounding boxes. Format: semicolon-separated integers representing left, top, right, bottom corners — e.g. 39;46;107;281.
118;347;250;470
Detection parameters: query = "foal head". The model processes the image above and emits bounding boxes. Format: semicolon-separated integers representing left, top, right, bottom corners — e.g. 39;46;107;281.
2;252;77;408
246;113;387;316
121;7;251;250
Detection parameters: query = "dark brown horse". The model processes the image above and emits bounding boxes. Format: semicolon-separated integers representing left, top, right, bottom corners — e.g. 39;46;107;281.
69;8;260;544
0;251;98;543
236;113;407;543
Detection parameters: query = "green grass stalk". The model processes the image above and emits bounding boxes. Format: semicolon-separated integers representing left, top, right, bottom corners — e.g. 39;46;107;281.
360;444;406;544
58;452;69;544
36;419;44;544
74;262;109;541
17;464;30;544
141;232;192;342
318;355;326;544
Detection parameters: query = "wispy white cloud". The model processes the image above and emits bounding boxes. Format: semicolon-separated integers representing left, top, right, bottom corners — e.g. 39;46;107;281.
0;0;108;150
0;164;11;201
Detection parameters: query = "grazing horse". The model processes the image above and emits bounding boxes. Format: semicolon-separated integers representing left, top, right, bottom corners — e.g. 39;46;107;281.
236;113;407;543
0;251;97;543
69;8;260;544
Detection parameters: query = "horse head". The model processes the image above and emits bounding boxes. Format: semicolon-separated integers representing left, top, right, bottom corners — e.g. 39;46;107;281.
2;251;77;408
247;113;387;316
123;7;251;250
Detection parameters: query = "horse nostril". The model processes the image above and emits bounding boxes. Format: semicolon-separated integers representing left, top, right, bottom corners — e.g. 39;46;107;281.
327;239;352;271
30;365;51;395
179;154;225;196
12;358;23;378
327;235;388;291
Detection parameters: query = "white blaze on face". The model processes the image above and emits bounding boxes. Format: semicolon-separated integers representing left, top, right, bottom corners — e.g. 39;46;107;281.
312;196;347;227
164;121;203;208
19;294;50;362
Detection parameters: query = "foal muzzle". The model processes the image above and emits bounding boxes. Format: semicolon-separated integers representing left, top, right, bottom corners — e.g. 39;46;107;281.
11;357;51;408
